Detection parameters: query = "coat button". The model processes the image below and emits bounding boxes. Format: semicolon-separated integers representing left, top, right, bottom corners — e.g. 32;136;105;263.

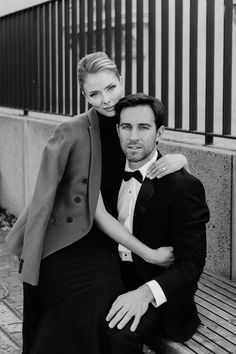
74;196;81;203
82;178;88;184
66;217;73;223
49;215;55;225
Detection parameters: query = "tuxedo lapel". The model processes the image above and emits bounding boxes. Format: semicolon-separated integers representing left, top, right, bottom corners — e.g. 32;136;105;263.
133;177;155;236
132;150;162;236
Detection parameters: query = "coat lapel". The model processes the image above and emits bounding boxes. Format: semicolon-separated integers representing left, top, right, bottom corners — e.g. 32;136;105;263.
88;108;102;222
133;150;162;236
133;177;155;236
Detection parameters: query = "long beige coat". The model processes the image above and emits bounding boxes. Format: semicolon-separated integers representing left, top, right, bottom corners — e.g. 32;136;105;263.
6;108;102;285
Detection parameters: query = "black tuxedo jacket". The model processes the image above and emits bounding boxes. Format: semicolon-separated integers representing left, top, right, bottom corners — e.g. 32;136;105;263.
103;151;210;342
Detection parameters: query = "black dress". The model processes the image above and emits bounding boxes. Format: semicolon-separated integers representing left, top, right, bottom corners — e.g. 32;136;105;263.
23;114;135;354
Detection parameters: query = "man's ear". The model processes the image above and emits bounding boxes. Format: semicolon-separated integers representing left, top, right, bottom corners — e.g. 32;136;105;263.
116;123;120;137
156;125;165;143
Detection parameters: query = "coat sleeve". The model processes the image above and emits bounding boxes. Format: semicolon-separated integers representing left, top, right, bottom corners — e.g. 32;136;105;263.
19;121;77;284
5;203;29;257
155;177;209;307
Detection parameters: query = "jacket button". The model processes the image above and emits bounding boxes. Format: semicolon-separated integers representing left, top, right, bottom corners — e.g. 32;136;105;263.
66;217;73;223
82;178;88;184
49;215;55;225
74;196;81;203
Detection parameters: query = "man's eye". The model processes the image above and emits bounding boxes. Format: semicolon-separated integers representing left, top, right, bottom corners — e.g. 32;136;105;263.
90;93;98;98
108;85;116;90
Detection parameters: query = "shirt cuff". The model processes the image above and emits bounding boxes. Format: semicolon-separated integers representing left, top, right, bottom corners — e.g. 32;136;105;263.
146;280;167;308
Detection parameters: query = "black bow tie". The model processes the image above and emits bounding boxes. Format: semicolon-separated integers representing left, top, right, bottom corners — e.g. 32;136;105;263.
123;170;143;184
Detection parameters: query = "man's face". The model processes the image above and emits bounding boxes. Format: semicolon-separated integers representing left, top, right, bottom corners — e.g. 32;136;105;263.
117;105;164;169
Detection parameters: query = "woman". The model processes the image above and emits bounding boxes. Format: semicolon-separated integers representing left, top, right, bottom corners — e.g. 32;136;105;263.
6;52;188;354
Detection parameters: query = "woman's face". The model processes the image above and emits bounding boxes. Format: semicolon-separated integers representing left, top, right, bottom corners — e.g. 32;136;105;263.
82;70;124;117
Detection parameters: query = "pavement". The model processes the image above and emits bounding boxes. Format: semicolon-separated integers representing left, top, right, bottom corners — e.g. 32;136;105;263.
0;228;23;354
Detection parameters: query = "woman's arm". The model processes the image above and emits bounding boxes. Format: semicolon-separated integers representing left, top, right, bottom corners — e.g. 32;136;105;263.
95;193;174;267
147;154;190;180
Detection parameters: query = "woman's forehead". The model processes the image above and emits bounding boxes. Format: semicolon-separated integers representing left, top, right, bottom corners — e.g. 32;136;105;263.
83;71;120;91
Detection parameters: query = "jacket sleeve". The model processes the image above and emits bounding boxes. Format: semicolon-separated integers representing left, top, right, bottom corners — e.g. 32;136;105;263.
20;121;77;284
155;177;209;307
5;203;29;257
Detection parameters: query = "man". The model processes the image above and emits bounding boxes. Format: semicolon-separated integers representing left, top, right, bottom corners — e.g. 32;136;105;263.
104;93;210;351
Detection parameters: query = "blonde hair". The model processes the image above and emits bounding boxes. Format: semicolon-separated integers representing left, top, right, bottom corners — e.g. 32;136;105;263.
78;52;121;90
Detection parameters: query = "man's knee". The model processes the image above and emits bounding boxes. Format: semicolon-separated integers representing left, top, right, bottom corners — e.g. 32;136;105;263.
107;325;143;353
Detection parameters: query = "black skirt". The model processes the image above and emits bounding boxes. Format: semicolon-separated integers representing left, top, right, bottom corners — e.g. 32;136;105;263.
24;227;125;354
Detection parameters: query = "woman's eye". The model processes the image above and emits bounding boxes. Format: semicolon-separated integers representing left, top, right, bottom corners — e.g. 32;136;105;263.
108;85;116;90
90;93;98;98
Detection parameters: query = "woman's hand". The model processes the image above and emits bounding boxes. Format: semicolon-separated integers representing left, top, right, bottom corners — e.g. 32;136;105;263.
146;154;189;180
146;246;175;268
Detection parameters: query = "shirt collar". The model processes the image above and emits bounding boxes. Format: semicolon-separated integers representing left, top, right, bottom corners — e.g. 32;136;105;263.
125;150;158;180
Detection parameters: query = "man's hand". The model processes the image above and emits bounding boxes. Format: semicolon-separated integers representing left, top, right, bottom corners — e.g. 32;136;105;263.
106;285;154;332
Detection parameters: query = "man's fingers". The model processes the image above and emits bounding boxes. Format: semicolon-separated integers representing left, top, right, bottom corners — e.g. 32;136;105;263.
116;312;134;330
106;302;123;322
108;308;128;328
130;314;141;332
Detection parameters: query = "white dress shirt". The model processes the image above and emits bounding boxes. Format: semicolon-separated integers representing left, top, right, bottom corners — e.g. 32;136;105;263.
117;150;167;308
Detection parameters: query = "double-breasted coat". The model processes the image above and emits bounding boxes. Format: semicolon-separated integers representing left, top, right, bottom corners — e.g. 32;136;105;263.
6;108;102;285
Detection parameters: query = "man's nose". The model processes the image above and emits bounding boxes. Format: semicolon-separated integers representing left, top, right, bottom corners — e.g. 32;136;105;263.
129;129;139;141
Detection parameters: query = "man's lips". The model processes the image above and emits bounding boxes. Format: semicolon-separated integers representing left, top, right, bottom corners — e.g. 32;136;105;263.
127;145;142;150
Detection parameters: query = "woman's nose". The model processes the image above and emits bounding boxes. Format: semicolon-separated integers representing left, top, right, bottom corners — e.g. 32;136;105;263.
103;93;111;104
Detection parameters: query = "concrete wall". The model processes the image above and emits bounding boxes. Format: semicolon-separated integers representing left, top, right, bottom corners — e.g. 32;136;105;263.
0;111;236;280
0;111;67;214
159;137;236;280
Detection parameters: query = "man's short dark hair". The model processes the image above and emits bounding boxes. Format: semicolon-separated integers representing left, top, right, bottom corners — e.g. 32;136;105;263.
115;92;165;129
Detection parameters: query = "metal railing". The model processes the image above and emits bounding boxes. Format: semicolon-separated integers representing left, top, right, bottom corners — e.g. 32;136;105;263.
0;0;235;144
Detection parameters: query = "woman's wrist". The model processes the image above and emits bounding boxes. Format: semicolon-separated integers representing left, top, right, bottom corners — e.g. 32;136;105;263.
142;247;158;264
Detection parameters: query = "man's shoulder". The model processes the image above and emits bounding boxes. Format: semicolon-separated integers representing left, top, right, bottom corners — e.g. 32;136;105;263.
157;168;204;191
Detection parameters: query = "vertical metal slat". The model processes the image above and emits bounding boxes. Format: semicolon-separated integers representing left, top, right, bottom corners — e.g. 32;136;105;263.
79;0;86;112
161;0;169;125
136;0;143;93
115;0;122;72
96;0;103;51
125;0;132;95
51;1;57;113
72;0;78;115
105;0;112;57
223;0;233;135
45;4;50;112
189;0;198;131
175;0;183;128
148;0;156;96
58;0;63;114
205;0;215;145
88;0;94;53
64;0;70;115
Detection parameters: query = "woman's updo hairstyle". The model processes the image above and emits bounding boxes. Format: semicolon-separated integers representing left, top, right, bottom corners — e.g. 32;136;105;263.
78;52;121;91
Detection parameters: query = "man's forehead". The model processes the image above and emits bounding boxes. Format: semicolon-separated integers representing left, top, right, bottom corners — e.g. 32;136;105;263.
120;105;155;123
